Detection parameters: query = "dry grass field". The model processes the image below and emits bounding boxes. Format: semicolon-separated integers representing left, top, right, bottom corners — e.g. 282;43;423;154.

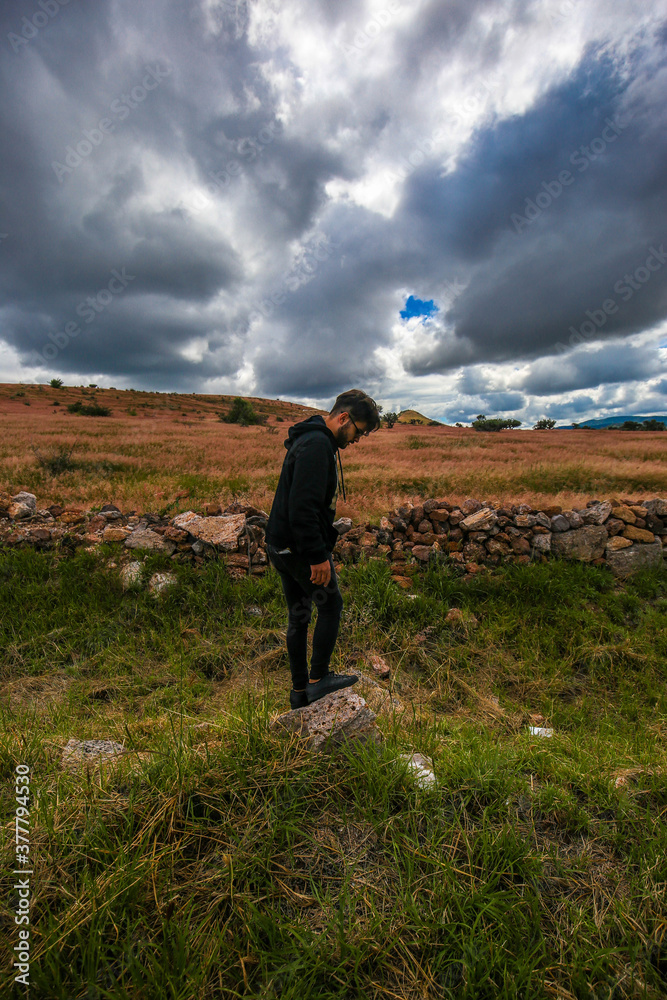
1;382;666;521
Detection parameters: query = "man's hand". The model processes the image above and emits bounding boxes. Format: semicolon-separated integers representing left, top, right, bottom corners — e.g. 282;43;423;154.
310;559;331;586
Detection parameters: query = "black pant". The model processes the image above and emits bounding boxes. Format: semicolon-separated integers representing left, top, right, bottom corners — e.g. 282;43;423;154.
267;546;344;690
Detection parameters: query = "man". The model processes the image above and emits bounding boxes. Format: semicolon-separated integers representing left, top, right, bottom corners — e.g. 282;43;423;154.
266;389;382;709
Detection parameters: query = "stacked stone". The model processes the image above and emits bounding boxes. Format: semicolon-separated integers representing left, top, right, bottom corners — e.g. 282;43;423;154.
0;490;665;579
330;497;666;579
0;491;268;578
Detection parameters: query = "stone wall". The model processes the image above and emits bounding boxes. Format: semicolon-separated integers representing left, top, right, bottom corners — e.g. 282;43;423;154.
1;491;665;580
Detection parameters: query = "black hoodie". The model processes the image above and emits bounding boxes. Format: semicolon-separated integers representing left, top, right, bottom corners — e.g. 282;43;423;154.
265;415;341;565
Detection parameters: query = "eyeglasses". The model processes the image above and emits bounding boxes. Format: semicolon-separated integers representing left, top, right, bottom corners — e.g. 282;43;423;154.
348;415;368;440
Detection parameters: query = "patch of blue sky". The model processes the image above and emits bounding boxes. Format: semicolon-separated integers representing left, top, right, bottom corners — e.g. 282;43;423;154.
400;295;438;321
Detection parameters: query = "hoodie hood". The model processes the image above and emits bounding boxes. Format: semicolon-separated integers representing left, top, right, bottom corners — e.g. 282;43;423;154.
284;414;337;452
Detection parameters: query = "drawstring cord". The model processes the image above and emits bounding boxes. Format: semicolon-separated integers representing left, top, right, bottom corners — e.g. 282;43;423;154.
337;449;346;502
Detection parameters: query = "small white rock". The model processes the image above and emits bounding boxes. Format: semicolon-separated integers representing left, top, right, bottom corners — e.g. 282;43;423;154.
149;571;177;596
120;561;143;589
528;726;554;738
399;752;437;788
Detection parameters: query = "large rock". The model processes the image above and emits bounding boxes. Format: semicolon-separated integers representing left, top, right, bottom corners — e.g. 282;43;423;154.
580;501;612;525
531;533;551;553
606;536;633;551
562;509;584;529
412;544;436;562
623;525;657;544
172;511;246;550
271;689;380;751
125;528;176;554
611;505;636;525
103;526;133;542
606;541;663;578
551;525;607;561
461;508;497;531
12;491;36;509
643;499;667;518
8;502;33;520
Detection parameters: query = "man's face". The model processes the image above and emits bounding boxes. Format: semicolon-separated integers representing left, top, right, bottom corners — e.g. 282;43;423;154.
336;412;369;449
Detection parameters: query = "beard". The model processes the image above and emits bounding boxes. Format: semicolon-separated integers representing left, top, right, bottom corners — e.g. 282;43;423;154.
335;426;350;448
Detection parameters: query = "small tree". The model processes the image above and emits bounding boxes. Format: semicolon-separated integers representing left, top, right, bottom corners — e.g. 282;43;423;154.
219;398;267;426
533;418;556;430
49;378;63;388
384;411;399;428
472;415;521;432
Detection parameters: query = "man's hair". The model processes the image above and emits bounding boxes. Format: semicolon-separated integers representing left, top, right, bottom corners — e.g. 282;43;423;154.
330;389;382;432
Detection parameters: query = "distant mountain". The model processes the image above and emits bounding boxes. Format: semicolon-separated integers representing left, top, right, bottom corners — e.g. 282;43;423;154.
397;409;443;425
564;414;667;428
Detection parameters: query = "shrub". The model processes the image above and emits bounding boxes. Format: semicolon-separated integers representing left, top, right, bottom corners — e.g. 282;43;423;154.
49;378;63;388
33;443;76;475
384;411;399;428
67;401;111;416
219;398;267;426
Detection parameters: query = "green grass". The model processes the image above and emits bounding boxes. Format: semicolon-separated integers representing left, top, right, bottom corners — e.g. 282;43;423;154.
1;550;666;997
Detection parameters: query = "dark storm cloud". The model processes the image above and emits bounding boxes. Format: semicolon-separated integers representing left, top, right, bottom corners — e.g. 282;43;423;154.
0;0;281;374
401;36;667;374
0;0;665;422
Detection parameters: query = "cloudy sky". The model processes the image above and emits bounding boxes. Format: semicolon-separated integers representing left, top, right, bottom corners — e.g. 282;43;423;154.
1;0;666;425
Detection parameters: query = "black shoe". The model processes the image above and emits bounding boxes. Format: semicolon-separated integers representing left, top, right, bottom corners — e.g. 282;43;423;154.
290;689;309;710
306;672;359;705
